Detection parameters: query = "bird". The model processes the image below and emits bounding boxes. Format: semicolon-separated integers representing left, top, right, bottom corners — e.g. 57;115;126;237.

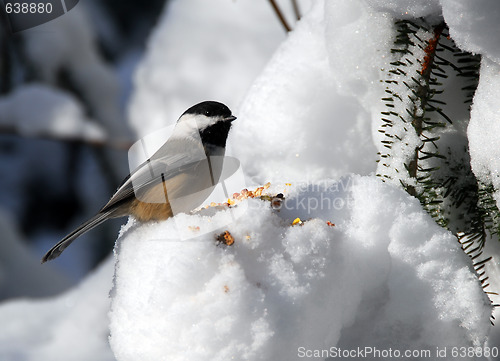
42;101;236;263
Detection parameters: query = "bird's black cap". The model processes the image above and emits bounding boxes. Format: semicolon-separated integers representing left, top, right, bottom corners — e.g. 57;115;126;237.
182;101;234;121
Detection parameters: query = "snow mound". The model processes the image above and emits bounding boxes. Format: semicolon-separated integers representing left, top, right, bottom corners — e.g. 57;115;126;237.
467;58;500;204
0;258;114;361
441;0;500;64
109;176;491;361
232;1;380;183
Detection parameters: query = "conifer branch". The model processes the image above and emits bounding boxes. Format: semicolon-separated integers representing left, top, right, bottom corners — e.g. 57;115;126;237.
377;19;497;321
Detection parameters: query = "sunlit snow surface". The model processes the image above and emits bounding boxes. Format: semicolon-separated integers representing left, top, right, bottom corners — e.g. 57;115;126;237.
110;177;491;360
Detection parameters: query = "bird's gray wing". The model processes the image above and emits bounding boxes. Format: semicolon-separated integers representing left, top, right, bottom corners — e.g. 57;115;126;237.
100;145;212;213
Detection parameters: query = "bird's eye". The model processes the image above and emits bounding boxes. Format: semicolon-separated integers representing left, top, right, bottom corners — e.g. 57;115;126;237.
204;110;212;116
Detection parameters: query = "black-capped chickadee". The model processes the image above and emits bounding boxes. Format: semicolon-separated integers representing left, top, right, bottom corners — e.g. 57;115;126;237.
42;101;236;263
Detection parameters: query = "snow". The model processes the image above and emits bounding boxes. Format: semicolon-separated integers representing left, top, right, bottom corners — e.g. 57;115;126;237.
324;0;392;97
109;177;491;360
0;83;105;141
22;4;127;140
232;1;380;183
366;0;441;19
441;0;500;64
0;257;114;361
468;59;500;202
0;209;70;299
2;0;500;360
127;0;297;138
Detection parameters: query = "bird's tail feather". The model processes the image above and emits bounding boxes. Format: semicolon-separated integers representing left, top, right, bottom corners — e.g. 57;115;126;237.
41;210;115;263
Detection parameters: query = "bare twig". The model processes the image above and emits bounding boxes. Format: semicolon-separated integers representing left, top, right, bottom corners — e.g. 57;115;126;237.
268;0;291;32
291;0;301;21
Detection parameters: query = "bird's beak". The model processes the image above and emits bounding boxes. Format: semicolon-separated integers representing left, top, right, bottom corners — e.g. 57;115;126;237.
225;115;237;122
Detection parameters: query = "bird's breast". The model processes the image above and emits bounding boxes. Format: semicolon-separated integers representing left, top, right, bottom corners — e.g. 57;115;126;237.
129;182;174;221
